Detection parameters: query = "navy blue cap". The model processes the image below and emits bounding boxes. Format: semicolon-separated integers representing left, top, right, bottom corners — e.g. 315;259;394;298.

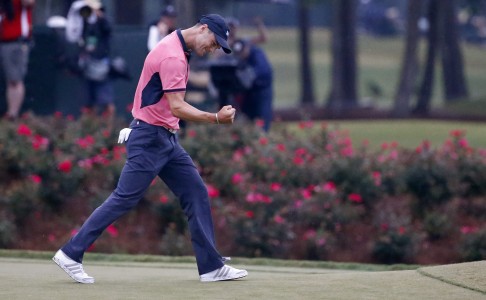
199;14;232;54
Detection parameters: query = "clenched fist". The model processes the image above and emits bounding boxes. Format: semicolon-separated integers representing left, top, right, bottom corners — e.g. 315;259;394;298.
216;105;236;124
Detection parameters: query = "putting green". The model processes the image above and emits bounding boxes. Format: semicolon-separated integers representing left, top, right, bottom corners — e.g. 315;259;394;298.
0;258;484;299
418;261;486;294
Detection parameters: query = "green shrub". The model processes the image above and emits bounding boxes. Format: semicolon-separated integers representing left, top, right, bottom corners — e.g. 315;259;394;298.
423;212;453;240
1;114;485;264
0;214;16;247
460;227;486;261
405;159;453;217
328;157;381;209
4;180;41;224
457;160;486;197
159;224;192;256
372;230;413;264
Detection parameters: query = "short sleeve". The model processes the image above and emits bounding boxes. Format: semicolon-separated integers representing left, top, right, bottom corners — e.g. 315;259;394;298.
159;57;187;93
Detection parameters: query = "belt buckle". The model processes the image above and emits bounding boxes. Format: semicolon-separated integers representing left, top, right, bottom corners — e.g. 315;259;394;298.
165;126;177;134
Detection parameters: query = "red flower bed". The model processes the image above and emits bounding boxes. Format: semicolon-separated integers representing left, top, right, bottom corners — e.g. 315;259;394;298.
0;113;485;264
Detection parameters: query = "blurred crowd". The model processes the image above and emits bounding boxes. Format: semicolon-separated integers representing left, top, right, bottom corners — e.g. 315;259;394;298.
3;0;486;132
0;0;35;121
1;0;275;132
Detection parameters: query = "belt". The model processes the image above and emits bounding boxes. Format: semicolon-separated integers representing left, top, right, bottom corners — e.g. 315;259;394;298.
134;119;177;134
162;126;178;134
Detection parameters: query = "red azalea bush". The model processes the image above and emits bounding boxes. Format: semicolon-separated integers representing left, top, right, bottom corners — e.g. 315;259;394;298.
182;121;486;264
0;114;485;265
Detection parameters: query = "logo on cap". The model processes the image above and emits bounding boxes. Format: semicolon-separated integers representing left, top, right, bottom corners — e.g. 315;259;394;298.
226;30;229;37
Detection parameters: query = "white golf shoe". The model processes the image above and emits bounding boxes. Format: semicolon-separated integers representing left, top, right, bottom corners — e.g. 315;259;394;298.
52;250;95;284
200;265;248;282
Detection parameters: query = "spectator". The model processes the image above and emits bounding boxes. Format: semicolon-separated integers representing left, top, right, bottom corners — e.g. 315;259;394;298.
226;16;268;47
233;38;273;132
0;0;35;121
208;16;268;110
66;0;115;120
147;5;177;52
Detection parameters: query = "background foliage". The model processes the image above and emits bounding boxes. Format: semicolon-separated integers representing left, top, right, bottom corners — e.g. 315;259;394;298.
0;113;485;264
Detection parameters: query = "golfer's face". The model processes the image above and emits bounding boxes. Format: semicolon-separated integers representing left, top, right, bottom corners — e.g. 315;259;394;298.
196;27;220;56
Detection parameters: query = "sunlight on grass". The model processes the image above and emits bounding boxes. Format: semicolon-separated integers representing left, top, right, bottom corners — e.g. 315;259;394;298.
279;120;486;150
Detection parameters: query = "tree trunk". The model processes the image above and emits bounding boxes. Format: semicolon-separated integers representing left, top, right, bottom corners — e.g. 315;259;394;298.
440;0;468;102
393;0;422;117
115;1;142;25
174;0;196;28
327;0;358;114
298;0;315;106
174;0;211;28
415;0;440;115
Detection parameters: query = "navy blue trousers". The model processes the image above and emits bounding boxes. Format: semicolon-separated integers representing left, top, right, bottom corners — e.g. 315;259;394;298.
61;120;224;275
242;85;273;132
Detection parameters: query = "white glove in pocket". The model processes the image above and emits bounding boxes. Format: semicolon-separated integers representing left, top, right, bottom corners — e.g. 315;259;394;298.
118;128;132;143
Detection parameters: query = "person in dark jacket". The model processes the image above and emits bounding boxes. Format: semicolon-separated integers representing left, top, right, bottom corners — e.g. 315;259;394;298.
66;0;114;120
79;1;114;119
233;38;273;132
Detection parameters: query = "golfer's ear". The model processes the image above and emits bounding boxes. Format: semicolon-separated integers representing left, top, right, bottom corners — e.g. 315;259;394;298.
200;24;209;33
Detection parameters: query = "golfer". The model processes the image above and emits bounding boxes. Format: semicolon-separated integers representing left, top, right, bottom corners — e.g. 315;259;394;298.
53;14;248;283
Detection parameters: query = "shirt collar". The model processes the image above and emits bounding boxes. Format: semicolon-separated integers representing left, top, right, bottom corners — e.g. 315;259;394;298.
176;29;191;62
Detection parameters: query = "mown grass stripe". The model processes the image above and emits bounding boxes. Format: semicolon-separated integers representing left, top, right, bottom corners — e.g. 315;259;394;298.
0;249;421;272
417;268;486;295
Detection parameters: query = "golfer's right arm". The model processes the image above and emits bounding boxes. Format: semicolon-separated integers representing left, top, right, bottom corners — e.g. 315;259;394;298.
166;92;235;124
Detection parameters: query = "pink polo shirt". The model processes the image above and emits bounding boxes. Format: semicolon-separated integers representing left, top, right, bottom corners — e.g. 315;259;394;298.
132;30;189;129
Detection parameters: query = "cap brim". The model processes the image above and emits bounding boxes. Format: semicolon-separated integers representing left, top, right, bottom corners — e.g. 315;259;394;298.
215;35;232;54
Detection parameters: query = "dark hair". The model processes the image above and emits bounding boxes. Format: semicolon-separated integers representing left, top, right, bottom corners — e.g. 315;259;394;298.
1;0;15;20
161;5;177;18
79;6;93;17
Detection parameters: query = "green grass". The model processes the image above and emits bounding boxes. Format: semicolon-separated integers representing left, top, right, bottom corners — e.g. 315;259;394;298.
445;97;486;116
279;120;486;150
241;27;486;111
0;251;484;300
0;249;419;272
418;262;486;296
